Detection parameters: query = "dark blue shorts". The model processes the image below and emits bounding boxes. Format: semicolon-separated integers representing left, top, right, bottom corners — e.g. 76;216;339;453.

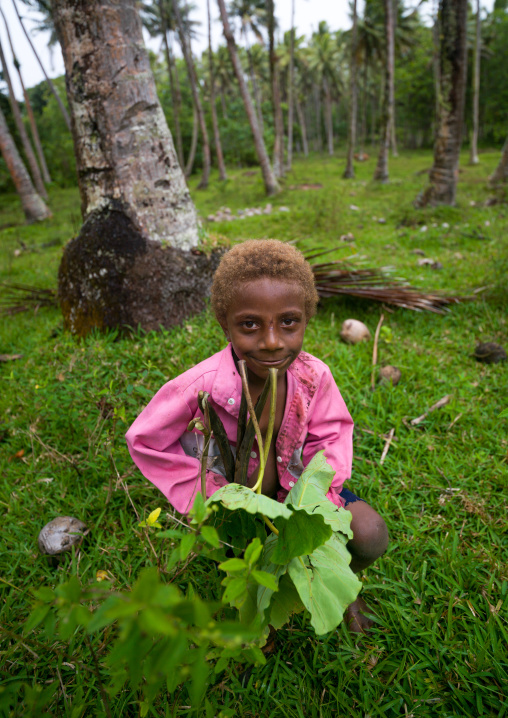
339;487;366;507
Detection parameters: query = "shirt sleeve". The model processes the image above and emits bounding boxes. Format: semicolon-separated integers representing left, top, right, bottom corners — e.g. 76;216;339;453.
125;381;228;515
302;365;354;509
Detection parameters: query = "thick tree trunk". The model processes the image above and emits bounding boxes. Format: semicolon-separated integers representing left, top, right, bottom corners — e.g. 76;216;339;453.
172;0;210;190
217;0;279;195
286;0;295;170
161;26;184;168
489;135;508;184
344;0;358;178
323;79;334;156
52;0;212;336
0;104;51;222
415;0;468;206
185;108;199;177
295;97;309;156
268;0;284;177
0;6;51;184
0;38;48;199
207;0;227;180
374;0;395;182
11;0;71;132
469;0;481;165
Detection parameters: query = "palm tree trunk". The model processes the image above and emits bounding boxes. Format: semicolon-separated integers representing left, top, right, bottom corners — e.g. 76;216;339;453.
390;0;398;157
217;0;279;195
0;38;48;200
267;0;284;177
185;108;199;177
469;0;481;165
0;7;51;184
415;0;468;206
314;87;323;151
489;135;508;184
359;61;368;158
243;29;264;134
207;0;227;180
159;5;184;168
433;7;440;129
323;79;334;156
0;104;51;222
286;0;295;170
344;0;358;178
374;0;395;182
11;0;71;132
172;0;211;189
295;97;308;156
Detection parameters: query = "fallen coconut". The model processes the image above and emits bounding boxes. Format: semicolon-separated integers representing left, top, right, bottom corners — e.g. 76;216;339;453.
473;343;507;364
38;516;88;556
340;319;371;344
379;365;402;385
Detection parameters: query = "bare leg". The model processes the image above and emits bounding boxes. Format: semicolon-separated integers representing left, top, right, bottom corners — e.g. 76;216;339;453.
344;500;389;634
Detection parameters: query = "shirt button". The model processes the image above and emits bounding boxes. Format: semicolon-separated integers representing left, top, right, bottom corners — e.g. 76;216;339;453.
289;481;295;487
276;456;282;463
250;451;257;459
228;398;235;405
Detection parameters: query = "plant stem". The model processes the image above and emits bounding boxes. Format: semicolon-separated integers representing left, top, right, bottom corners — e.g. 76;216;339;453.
263;516;279;535
238;360;266;486
255;368;277;494
201;397;211;498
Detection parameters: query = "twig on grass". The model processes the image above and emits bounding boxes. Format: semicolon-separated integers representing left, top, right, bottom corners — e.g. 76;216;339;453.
26;429;82;478
380;428;395;465
371;313;384;390
410;395;451;426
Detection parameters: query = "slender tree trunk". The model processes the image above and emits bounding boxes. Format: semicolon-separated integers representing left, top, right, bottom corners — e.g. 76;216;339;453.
52;0;213;336
185;108;199;177
0;104;51;222
489;135;508;184
207;0;227;180
374;0;395;182
267;0;284;177
344;0;358;178
217;0;279;195
323;79;334;156
359;61;368;158
433;4;441;128
0;38;48;199
0;7;51;184
243;29;264;133
160;12;184;168
314;86;323;151
286;0;295;170
415;0;468;206
469;0;481;165
11;0;71;131
220;83;228;118
172;0;210;189
390;0;398;157
295;97;308;156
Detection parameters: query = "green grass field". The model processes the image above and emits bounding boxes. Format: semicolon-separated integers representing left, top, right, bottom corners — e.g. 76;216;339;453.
1;150;507;716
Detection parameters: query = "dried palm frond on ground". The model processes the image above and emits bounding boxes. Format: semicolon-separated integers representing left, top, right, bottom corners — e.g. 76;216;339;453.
304;252;467;314
0;282;58;316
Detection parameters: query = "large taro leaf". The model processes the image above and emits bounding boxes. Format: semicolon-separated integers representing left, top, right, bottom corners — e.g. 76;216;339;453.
287;533;362;635
266;573;304;629
270;509;332;565
207;484;292;521
285;451;354;538
256;533;287;625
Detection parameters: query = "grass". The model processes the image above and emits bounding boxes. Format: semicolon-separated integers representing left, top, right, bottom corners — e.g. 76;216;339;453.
0;150;507;717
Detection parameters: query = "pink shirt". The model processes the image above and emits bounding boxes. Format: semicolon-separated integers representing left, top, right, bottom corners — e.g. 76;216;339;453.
125;344;354;514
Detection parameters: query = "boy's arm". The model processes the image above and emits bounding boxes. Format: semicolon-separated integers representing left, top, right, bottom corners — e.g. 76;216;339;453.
126;381;228;515
302;367;354;509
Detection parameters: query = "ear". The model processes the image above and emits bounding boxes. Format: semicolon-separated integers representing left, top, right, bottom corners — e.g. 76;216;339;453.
219;321;230;341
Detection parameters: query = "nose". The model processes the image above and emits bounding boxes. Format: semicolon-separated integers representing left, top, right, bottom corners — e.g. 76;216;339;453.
260;324;283;352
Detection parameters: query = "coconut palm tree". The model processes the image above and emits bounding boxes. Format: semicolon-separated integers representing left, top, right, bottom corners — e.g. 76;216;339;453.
217;0;279;195
308;23;341;157
0;37;47;199
373;0;395;182
11;0;71;130
0;103;51;222
489;135;508;184
469;0;481;165
415;0;468;206
206;0;227;180
344;0;359;178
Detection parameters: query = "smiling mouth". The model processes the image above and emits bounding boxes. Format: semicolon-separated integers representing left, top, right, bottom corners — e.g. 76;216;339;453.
252;356;289;366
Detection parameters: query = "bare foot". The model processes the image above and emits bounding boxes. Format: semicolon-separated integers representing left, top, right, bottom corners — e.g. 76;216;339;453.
344;595;374;634
261;624;277;656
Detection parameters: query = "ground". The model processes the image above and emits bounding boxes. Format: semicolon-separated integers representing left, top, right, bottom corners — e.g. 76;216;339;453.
0;150;507;716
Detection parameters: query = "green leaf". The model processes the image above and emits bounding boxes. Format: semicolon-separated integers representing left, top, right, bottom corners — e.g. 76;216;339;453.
499;408;508;418
24;603;51;634
285;451;354;538
207;484;292;521
218;557;246;573
191;492;207;523
156;529;185;539
200;525;220;548
244;537;263;566
251;569;279;591
256;534;288;624
267;573;304;630
179;533;196;560
32;586;55;603
271;510;332;564
287;533;362;635
222;576;248;603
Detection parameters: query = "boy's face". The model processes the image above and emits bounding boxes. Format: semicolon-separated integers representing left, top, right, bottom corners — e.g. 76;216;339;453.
220;277;307;381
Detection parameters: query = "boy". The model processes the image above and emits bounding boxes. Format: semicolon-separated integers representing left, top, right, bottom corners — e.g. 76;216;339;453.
126;240;388;632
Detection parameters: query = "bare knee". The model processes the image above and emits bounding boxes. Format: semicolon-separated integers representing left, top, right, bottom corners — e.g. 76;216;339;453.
346;502;389;571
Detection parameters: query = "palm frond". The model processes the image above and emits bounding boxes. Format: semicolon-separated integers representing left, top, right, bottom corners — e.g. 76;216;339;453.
0;282;57;316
